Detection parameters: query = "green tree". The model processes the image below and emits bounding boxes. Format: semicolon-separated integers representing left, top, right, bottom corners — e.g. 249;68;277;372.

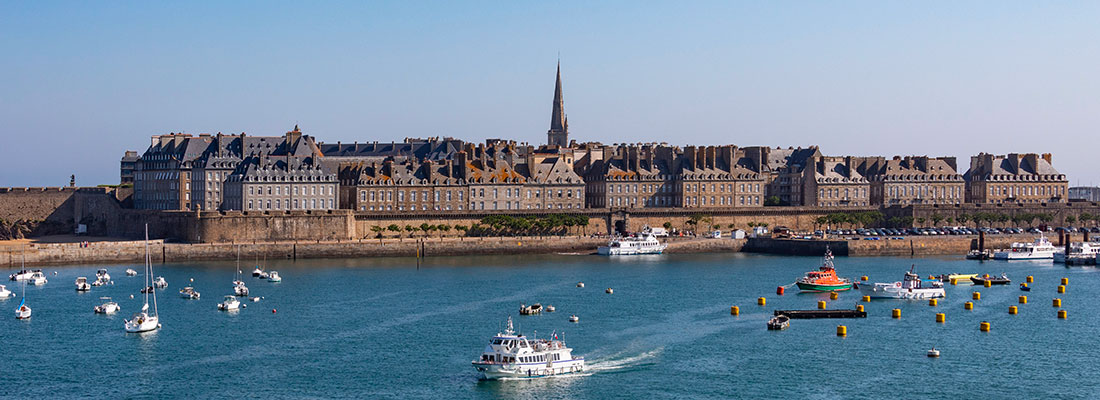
1066;215;1077;224
931;214;944;227
916;217;926;226
956;213;969;225
662;221;672;230
387;224;401;232
370;225;385;238
764;196;781;206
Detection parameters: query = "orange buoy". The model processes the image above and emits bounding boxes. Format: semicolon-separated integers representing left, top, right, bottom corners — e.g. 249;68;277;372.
1008;306;1018;315
818;301;827;310
936;313;945;323
892;308;901;318
862;296;871;302
1019;295;1027;304
836;325;847;336
928;298;938;307
972;292;981;300
272;309;277;314
758;297;766;306
980;321;991;332
856;304;864;313
861;276;868;281
1053;298;1061;307
965;301;974;310
1061;277;1069;285
777;286;785;295
730;306;739;316
1026;275;1034;283
1058;309;1067;319
1057;285;1066;294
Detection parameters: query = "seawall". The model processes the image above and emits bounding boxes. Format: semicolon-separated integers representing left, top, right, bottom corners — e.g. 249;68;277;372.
745;234;1056;257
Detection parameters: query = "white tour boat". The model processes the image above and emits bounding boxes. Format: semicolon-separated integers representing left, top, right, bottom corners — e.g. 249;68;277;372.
597;232;667;255
1055;241;1100;265
993;235;1058;260
179;286;201;299
267;271;282;282
9;269;41;282
218;295;240;311
857;266;945;299
125;269;138;276
94;297;120;314
28;271;48;286
471;317;585;380
124;226;161;333
74;277;91;291
0;284;12;298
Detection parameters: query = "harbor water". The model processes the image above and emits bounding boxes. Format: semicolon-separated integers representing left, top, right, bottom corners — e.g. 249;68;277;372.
3;253;1099;399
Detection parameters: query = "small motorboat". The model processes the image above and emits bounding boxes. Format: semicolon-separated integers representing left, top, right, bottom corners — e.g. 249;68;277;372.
965;250;992;260
971;273;1011;286
767;315;790;330
91;277;110;287
519;303;543;315
95;269;111;282
267;271;282;282
28;272;48;286
234;283;249;297
218;295;240;311
140;286;154;294
606;288;614;294
857;265;945;299
927;348;940;358
179;287;201;299
152;276;168;288
252;266;263;277
938;273;977;284
546;305;556;312
74;277;91;291
250;296;261;302
569;314;579;323
94;298;120;314
1019;283;1031;292
577;282;584;288
125;269;138;276
0;285;12;297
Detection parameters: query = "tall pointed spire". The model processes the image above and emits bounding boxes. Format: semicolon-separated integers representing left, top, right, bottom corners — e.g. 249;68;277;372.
547;60;570;147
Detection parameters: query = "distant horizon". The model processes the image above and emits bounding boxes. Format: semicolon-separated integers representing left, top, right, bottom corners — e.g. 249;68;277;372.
3;2;1098;187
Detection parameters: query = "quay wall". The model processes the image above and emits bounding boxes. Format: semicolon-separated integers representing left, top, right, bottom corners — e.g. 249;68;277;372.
746;234;1055;257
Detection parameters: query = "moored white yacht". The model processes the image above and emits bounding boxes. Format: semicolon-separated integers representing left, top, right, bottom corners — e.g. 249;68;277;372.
179;286;201;299
597;232;667;255
993;235;1058;260
153;276;168;288
857;266;945;299
218;295;240;311
74;277;91;291
0;285;12;298
267;271;281;282
94;297;120;314
28;271;48;286
252;266;263;277
125;269;138;276
471;317;585;379
1055;241;1100;265
96;269;111;282
124;226;160;333
9;269;41;281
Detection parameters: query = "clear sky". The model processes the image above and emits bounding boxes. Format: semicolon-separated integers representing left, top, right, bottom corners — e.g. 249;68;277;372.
2;2;1098;187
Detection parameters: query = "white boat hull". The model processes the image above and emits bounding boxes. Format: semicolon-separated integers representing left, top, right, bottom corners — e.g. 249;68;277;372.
124;315;160;333
994;251;1055;260
474;358;585;379
16;308;31;319
858;284;945;299
597;245;666;255
95;304;120;314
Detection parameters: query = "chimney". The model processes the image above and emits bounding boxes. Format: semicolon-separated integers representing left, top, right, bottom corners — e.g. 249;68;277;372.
455;151;468;180
628;146;640;171
685;146;697;170
1023;153;1040;174
383;159;394;177
705;146;716;169
1042;153;1053;165
424;160;434;181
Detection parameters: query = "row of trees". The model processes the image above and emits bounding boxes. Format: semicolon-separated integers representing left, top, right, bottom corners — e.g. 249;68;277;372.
370;223;470;239
469;214;590;237
814;211;886;229
815;211;1096;230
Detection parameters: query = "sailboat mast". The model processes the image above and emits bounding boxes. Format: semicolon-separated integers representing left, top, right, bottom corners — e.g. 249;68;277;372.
149;226;159;317
143;224;151;311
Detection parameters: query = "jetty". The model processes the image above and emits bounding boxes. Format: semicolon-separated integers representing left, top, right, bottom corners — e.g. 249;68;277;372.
774;309;866;319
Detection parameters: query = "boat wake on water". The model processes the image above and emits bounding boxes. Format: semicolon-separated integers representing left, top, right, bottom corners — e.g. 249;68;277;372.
585;348;663;373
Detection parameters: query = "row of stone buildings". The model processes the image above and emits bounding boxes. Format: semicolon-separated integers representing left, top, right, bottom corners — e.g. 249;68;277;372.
124;64;1069;213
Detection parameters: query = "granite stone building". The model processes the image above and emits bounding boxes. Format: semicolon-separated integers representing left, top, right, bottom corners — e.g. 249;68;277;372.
803;156;870;207
963;153;1068;204
858;156;965;206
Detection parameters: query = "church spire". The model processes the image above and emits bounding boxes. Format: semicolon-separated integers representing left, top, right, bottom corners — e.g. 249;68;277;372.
547;61;569;147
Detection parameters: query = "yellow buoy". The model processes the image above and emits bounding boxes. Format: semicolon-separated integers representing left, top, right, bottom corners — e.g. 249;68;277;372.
984;280;992;288
936;313;946;323
892;308;901;318
829;291;838;300
730;306;739;316
837;325;847;336
1019;295;1027;304
862;296;871;302
1058;285;1066;294
980;321;991;332
1061;277;1069;285
818;300;827;310
861;276;868;281
1053;298;1061;307
1026;275;1034;283
972;292;981;300
757;297;766;306
965;301;974;310
1009;306;1018;315
1058;309;1067;319
856;304;864;313
950;278;957;285
928;298;938;307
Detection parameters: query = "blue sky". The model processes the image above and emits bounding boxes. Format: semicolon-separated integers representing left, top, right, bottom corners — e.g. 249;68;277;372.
2;2;1098;186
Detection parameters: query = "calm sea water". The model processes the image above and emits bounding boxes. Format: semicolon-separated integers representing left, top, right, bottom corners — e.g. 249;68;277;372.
3;251;1098;399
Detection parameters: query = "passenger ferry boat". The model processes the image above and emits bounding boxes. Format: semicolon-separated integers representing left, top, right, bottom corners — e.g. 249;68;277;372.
597;232;667;255
993;235;1058;260
1055;241;1100;265
472;317;585;380
795;248;852;292
857;266;945;299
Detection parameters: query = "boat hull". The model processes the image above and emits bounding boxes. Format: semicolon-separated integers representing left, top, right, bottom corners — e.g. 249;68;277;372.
597;246;666;255
796;282;852;292
857;284;945;299
124;316;159;333
473;358;585;380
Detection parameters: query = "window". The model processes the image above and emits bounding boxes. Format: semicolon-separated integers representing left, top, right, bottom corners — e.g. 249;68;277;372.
411;191;417;202
312;199;317;209
276;199;281;209
369;191;375;201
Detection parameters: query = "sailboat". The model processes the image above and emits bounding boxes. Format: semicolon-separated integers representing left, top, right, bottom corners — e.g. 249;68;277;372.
233;246;249;297
15;249;31;320
124;225;161;333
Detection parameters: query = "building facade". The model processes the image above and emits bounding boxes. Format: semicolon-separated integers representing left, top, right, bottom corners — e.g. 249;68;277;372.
859;156;965;206
963;153;1068;204
803;156;870;207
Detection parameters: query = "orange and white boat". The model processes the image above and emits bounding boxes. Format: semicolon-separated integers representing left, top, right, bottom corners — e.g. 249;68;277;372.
795;248;853;292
